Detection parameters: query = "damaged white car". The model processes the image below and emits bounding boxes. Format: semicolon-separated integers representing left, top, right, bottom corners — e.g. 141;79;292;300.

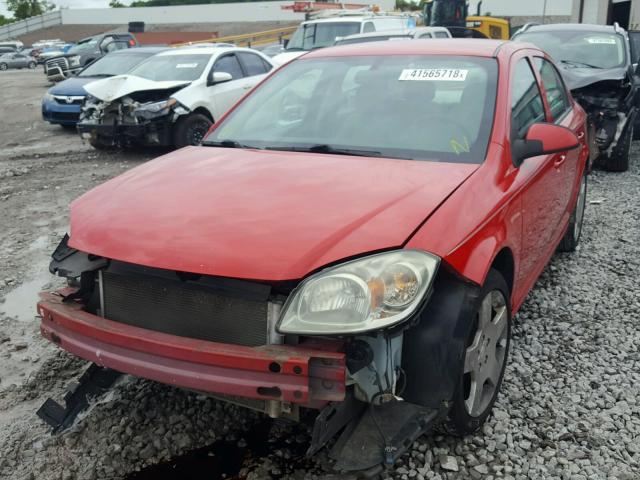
77;46;274;149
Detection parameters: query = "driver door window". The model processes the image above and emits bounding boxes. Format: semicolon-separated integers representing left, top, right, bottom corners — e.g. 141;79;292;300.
533;57;570;122
511;58;545;140
212;54;244;80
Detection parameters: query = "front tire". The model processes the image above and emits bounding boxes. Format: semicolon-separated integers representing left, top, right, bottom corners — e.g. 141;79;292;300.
28;61;37;69
0;63;7;71
173;113;212;148
89;136;115;151
558;172;587;252
444;269;511;436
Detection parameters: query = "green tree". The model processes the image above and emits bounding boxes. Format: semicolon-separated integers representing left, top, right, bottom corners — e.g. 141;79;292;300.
6;0;55;20
109;0;126;7
0;15;11;25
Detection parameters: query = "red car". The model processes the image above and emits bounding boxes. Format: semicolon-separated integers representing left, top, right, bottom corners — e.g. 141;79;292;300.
38;40;588;472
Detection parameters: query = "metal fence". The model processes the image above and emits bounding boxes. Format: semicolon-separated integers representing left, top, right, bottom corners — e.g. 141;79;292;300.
0;11;63;41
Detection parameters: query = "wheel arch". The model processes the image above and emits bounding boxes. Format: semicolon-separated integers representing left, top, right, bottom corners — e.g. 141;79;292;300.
489;247;515;296
191;107;214;123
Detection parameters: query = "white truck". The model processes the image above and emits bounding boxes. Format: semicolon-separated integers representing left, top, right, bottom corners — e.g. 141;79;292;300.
273;13;412;65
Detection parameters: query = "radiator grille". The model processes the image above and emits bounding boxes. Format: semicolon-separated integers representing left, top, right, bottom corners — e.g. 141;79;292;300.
101;271;269;346
45;57;68;73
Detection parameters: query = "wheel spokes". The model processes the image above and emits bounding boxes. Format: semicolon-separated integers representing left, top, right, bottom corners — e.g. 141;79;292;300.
463;288;509;417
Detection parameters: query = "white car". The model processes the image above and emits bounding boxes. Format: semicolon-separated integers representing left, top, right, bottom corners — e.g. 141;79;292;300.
273;14;411;65
334;26;452;45
77;46;274;149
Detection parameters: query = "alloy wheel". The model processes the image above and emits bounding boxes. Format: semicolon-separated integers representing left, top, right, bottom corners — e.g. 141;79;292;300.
187;121;209;145
0;64;7;71
463;289;509;417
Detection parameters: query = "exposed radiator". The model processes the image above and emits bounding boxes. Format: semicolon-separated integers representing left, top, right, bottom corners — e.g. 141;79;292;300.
100;270;271;347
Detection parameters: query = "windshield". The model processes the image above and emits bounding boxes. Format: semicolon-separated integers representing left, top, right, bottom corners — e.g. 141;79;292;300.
286;22;361;51
127;54;210;81
79;52;154;77
67;39;98;55
205;55;498;163
515;30;626;69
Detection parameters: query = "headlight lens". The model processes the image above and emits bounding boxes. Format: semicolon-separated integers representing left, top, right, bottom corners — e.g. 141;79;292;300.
278;250;440;335
69;55;81;66
136;98;177;114
43;92;55;102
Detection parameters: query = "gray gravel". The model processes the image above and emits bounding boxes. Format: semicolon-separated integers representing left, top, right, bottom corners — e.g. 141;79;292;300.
0;69;639;480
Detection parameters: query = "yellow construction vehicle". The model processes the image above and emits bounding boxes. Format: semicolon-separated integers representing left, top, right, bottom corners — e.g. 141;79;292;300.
423;0;510;40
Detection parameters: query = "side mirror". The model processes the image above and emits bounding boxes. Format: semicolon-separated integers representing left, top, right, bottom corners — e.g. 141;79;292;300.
208;71;233;86
512;123;580;167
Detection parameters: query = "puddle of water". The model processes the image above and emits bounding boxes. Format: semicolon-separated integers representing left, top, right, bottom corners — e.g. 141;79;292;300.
0;235;55;321
125;421;313;480
0;274;51;321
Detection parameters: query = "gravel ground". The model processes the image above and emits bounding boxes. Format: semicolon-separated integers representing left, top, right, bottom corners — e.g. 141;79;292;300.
0;69;639;480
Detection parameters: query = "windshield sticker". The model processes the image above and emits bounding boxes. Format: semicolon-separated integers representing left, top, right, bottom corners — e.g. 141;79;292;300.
450;136;470;155
586;37;616;44
399;68;468;81
176;63;199;68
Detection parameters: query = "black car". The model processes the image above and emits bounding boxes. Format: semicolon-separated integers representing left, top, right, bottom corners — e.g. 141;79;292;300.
44;33;138;83
514;23;638;172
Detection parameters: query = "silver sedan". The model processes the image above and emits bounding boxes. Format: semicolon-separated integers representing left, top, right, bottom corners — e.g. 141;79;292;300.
0;52;37;71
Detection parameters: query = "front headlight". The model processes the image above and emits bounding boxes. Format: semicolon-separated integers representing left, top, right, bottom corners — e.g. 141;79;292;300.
69;55;81;67
277;250;440;335
136;98;177;115
43;92;55;103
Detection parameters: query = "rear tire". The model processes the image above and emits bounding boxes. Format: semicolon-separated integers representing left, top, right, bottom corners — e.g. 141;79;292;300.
28;61;37;69
443;269;511;436
173;113;212;148
600;120;633;172
0;63;7;71
558;173;587;252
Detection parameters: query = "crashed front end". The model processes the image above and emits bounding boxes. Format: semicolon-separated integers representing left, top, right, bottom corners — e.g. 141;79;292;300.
38;234;476;472
567;72;638;163
78;88;189;148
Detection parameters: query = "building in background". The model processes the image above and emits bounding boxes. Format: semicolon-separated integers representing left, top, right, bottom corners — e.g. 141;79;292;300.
572;0;640;29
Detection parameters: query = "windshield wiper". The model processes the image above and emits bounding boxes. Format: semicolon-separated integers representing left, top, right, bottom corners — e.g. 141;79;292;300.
560;59;601;69
201;139;260;149
266;144;382;157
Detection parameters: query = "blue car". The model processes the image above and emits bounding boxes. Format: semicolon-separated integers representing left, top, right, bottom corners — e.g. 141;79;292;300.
42;47;165;127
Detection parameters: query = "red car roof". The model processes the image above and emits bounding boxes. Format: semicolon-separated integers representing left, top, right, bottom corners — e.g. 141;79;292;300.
304;39;514;59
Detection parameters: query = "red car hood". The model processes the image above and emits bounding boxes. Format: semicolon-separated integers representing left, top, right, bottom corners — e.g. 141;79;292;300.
69;147;478;281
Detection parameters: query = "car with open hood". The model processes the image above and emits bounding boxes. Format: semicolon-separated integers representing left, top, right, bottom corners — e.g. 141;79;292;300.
513;23;638;172
77;46;274;150
39;40;589;473
42;47;167;128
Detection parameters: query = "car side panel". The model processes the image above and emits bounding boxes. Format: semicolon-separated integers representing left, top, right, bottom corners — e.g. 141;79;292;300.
406;48;587;314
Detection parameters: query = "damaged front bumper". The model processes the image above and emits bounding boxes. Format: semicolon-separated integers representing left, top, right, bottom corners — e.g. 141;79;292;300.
77;120;174;147
38;291;346;407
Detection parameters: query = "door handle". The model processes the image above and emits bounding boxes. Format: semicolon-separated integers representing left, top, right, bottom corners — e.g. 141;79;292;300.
554;154;566;167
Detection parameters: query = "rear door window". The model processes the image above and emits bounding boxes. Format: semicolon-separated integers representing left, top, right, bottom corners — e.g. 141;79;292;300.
511;58;546;139
237;52;272;76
